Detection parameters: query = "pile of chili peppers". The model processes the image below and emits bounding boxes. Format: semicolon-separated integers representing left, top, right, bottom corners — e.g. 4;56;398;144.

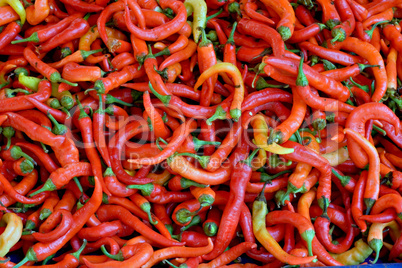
1;0;402;267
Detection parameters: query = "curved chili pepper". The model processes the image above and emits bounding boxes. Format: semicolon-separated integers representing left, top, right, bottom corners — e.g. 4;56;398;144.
14;174;102;266
351;171;367;232
142;238;213;268
327;37;386;101
204;150;256;260
237;18;286;57
33;209;73;243
264;56;350;102
331;0;356;42
344;128;380;214
252;192;317;265
83;242;153;268
30;162;92;196
108;119;154;185
345;103;399;168
200;242;257;268
125;0;187;41
96;204;183;247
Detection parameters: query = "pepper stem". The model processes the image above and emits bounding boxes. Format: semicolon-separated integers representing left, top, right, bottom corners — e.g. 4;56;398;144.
176;152;210;169
105;94;133;106
192;137;221;151
71;239;87;261
330;27;345;43
296;53;308;87
73;177;83;194
47;111;67;135
126;183;154;196
365;21;388;39
10;146;36;164
206;8;223;22
11;32;39;44
331;168;351;187
181;215;202;232
141;202;158;225
148;81;171;106
206;105;226;125
76;96;89;120
29;179;57;197
180;177;207;189
260;170;292;182
3;126;15;150
301;229;315;257
13;248;37;268
241;148;260;167
101;245;124;261
204;221;218;237
162;259;180;268
368;238;382;264
226;22;237;45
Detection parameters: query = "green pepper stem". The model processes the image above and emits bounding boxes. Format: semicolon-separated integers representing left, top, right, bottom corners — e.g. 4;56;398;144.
153;47;171;58
331;168;351;187
180;215;202;232
260;169;292;182
12;32;39;44
39;208;51;220
206;8;223;22
180;177;207;189
29;179;57;197
368;238;382;264
73;177;83;194
71;239;87;261
192;137;221;151
226;21;237;45
47;111;67;135
301;229;315;257
372;125;386;136
126;183;154;196
176;152;210;169
13;248;37;268
41;254;55;265
365;21;388;39
141;202;158;225
148;81;171;106
3;126;15;150
101;245;124;261
162;259;180;268
330;27;345;43
206;105;226;125
204;221;218;237
10;146;36;164
105;94;133;106
296;53;308;87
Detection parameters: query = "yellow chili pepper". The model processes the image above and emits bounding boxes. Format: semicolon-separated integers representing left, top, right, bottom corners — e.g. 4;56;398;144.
184;0;207;43
329;239;373;265
250;114;268;171
0;0;25;25
367;220;401;264
252;192;316;265
321;147;349;166
194;62;244;122
259;142;294;155
0;213;23;257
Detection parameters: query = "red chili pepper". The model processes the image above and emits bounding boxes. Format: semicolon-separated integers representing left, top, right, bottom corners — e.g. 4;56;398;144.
238;18;286;57
351;171;368;232
125;0;187;41
96;205;183;247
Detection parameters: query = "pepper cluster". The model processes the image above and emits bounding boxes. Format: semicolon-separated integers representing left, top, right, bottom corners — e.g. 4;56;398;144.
1;0;402;267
